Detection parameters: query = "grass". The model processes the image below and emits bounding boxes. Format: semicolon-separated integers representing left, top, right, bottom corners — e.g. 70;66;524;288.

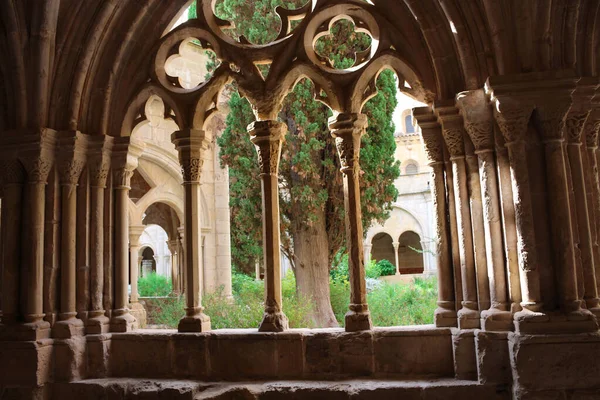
143;272;438;329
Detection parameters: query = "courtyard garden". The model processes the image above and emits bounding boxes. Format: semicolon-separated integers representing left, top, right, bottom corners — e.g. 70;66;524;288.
139;259;438;329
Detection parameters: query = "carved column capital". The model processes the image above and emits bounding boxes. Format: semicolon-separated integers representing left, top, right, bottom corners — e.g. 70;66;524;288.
56;131;88;185
413;107;444;165
22;155;54;184
491;98;534;144
112;136;144;189
456;89;495;152
0;159;25;186
248;120;286;176
434;101;466;158
565;112;590;144
328;113;368;173
88;136;113;188
584;114;600;148
172;129;210;183
533;102;571;143
129;225;146;246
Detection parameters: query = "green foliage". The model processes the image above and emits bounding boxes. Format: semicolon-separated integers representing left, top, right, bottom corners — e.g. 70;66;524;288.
188;1;197;19
137;273;173;297
147;272;437;329
365;260;381;279
376;259;396;276
329;252;349;283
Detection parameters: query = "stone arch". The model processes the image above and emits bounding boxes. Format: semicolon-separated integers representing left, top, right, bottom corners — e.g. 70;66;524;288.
397;230;424;274
403;159;419;175
370;232;395;266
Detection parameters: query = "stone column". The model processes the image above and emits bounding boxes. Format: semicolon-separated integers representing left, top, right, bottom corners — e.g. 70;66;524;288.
584;112;600;300
177;226;185;295
129;225;145;304
0;160;24;326
444;145;463;311
53;131;87;338
415;107;457;327
172;130;211;332
329;113;372;332
458;90;512;331
492;99;543;317
16;131;56;340
248;120;289;332
392;241;400;275
566;107;600;316
110;137;143;332
534;102;584;315
167;240;180;294
436;104;480;329
86;138;111;334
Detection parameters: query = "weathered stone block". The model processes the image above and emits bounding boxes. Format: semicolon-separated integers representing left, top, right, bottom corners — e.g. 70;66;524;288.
339;331;374;376
475;330;510;384
304;330;342;377
373;326;453;377
0;339;53;387
86;334;111;378
509;332;600;393
172;333;209;379
109;332;173;378
54;336;87;382
208;330;277;379
452;328;477;380
275;331;304;378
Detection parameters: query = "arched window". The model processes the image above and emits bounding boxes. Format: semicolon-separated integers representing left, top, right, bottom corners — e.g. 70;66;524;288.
397;231;424;274
405;162;419;175
405;114;415;133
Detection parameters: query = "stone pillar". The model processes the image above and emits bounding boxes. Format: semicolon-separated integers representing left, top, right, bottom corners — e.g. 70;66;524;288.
177;226;185;295
493;126;523;313
534;102;584;315
15;130;56;340
172;130;211;332
392;241;400;275
458;90;512;331
167;240;180;294
565;102;600;317
435;104;480;329
0;160;25;326
492;98;544;320
110;137;143;332
415;107;457;327
248;120;289;332
53;131;87;338
584;111;600;300
129;225;145;304
329;113;372;332
444;145;463;311
86;138;111;334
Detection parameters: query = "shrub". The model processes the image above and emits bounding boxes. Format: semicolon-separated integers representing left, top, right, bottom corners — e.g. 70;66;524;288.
138;273;172;297
365;259;381;279
376;259;396;276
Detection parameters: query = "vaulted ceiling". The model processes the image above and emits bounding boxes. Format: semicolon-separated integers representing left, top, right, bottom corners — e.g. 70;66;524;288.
1;0;599;135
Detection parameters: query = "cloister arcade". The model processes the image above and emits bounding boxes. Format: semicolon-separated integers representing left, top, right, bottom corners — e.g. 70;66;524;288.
3;0;600;398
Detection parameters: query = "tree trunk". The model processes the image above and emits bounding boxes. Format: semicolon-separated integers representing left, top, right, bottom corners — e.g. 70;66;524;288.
292;209;339;328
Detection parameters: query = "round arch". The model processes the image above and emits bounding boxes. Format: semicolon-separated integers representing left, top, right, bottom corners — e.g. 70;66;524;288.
370;232;395;266
397;231;424;274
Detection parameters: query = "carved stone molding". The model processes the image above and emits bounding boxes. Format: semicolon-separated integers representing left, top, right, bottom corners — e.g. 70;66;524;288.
584;115;600;148
328;113;368;172
248;120;286;176
456;89;494;152
180;157;204;182
464;121;494;152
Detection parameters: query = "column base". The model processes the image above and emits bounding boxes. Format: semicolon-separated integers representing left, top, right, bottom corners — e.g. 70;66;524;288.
178;313;211;333
0;320;51;341
52;317;85;338
434;307;458;327
258;311;289;332
86;312;110;334
129;302;147;329
514;309;599;334
481;307;513;331
110;310;137;333
457;307;480;329
344;306;372;332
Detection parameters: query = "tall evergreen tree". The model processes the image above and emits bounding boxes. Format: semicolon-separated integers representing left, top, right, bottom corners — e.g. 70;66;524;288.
215;0;400;326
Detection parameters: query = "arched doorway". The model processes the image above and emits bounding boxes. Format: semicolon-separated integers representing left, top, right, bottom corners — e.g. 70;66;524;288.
371;232;395;266
397;231;424;274
140;247;156;277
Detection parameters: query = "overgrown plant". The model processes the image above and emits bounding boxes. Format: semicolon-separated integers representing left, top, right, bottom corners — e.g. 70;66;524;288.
138;272;173;297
